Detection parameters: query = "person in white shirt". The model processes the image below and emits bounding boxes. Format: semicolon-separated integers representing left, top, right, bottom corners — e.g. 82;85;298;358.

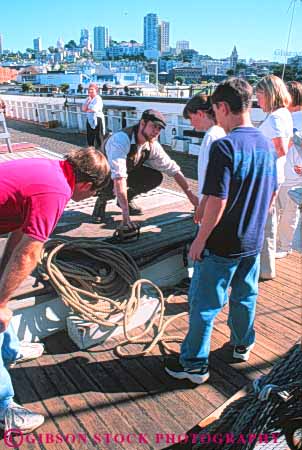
276;81;302;257
82;83;105;149
0;96;6;114
92;109;199;225
182;93;226;223
256;75;293;279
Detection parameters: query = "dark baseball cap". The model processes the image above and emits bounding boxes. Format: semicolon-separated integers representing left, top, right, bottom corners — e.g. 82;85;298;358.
141;109;166;129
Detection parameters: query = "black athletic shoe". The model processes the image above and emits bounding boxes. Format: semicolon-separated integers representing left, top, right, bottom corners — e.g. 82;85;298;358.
92;199;106;223
117;199;144;215
128;199;143;215
164;358;209;385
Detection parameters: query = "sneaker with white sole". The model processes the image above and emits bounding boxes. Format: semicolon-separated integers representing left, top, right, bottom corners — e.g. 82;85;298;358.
164;358;209;385
233;343;255;361
8;341;44;368
0;401;44;433
275;250;291;259
259;273;276;281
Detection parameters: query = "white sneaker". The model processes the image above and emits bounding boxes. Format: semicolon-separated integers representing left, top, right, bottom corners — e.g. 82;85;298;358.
0;401;44;433
259;272;276;281
233;343;255;361
275;251;291;259
8;341;44;368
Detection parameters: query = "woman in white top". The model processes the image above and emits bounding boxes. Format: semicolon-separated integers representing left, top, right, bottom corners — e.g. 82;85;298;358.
276;81;302;257
256;75;293;279
183;93;225;223
82;83;105;149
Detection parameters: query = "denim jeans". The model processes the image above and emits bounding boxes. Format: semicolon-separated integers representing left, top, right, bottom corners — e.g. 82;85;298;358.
0;323;20;409
180;251;260;370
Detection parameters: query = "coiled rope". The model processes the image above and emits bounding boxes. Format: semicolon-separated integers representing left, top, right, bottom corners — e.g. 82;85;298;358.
192;343;302;450
115;278;187;357
39;239;187;356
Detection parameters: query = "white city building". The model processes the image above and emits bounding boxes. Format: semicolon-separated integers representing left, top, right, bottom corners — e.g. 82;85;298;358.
107;42;144;58
176;40;190;55
159;21;170;54
200;59;231;76
38;71;91;93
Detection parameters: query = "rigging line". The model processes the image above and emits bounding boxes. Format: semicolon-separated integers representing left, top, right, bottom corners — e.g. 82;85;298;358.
282;0;298;80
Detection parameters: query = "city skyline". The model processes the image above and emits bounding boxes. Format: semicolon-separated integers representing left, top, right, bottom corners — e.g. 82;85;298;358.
1;0;302;60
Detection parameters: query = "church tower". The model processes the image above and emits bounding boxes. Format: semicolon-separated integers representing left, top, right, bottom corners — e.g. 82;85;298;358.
230;45;238;71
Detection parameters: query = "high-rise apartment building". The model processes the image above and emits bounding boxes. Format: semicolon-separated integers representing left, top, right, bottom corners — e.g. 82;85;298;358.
57;37;64;51
159;21;170;53
80;28;91;50
0;34;3;54
144;13;159;59
176;40;190;55
33;37;42;52
93;26;109;59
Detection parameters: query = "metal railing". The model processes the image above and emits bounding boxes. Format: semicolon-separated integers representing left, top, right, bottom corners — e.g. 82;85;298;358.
1;94;267;154
2;95;200;152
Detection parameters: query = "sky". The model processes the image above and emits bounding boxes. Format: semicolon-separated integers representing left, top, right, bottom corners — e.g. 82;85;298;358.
1;0;302;61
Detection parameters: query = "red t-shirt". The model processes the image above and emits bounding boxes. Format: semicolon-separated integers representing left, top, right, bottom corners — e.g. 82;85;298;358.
0;158;75;242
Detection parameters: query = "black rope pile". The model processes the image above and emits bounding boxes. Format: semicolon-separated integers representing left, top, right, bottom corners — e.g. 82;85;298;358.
192;343;302;450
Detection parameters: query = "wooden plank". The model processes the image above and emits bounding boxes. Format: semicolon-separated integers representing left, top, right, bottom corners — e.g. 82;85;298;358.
216;308;296;358
9;364;70;450
197;385;249;428
256;291;300;325
37;339;130;450
86;341;227;450
45;332;161;450
259;279;301;307
85;342;194;444
24;357;97;449
11;358;88;450
110;341;221;427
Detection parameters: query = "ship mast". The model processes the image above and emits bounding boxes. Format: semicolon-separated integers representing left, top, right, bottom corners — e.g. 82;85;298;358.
281;0;300;80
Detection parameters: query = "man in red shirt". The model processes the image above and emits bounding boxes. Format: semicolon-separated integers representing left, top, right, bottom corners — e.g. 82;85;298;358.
0;147;109;433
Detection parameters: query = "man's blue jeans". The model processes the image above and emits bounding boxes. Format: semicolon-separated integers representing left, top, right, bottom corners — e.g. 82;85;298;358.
0;323;20;409
180;251;260;370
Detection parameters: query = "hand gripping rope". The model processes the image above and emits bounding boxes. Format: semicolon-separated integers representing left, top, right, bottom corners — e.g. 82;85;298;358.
111;223;141;243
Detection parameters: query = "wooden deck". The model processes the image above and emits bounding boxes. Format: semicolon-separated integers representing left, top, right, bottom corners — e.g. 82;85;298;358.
0;144;301;450
5;253;300;450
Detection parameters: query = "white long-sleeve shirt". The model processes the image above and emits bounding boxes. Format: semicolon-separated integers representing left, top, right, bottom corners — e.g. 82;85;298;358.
105;131;181;180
